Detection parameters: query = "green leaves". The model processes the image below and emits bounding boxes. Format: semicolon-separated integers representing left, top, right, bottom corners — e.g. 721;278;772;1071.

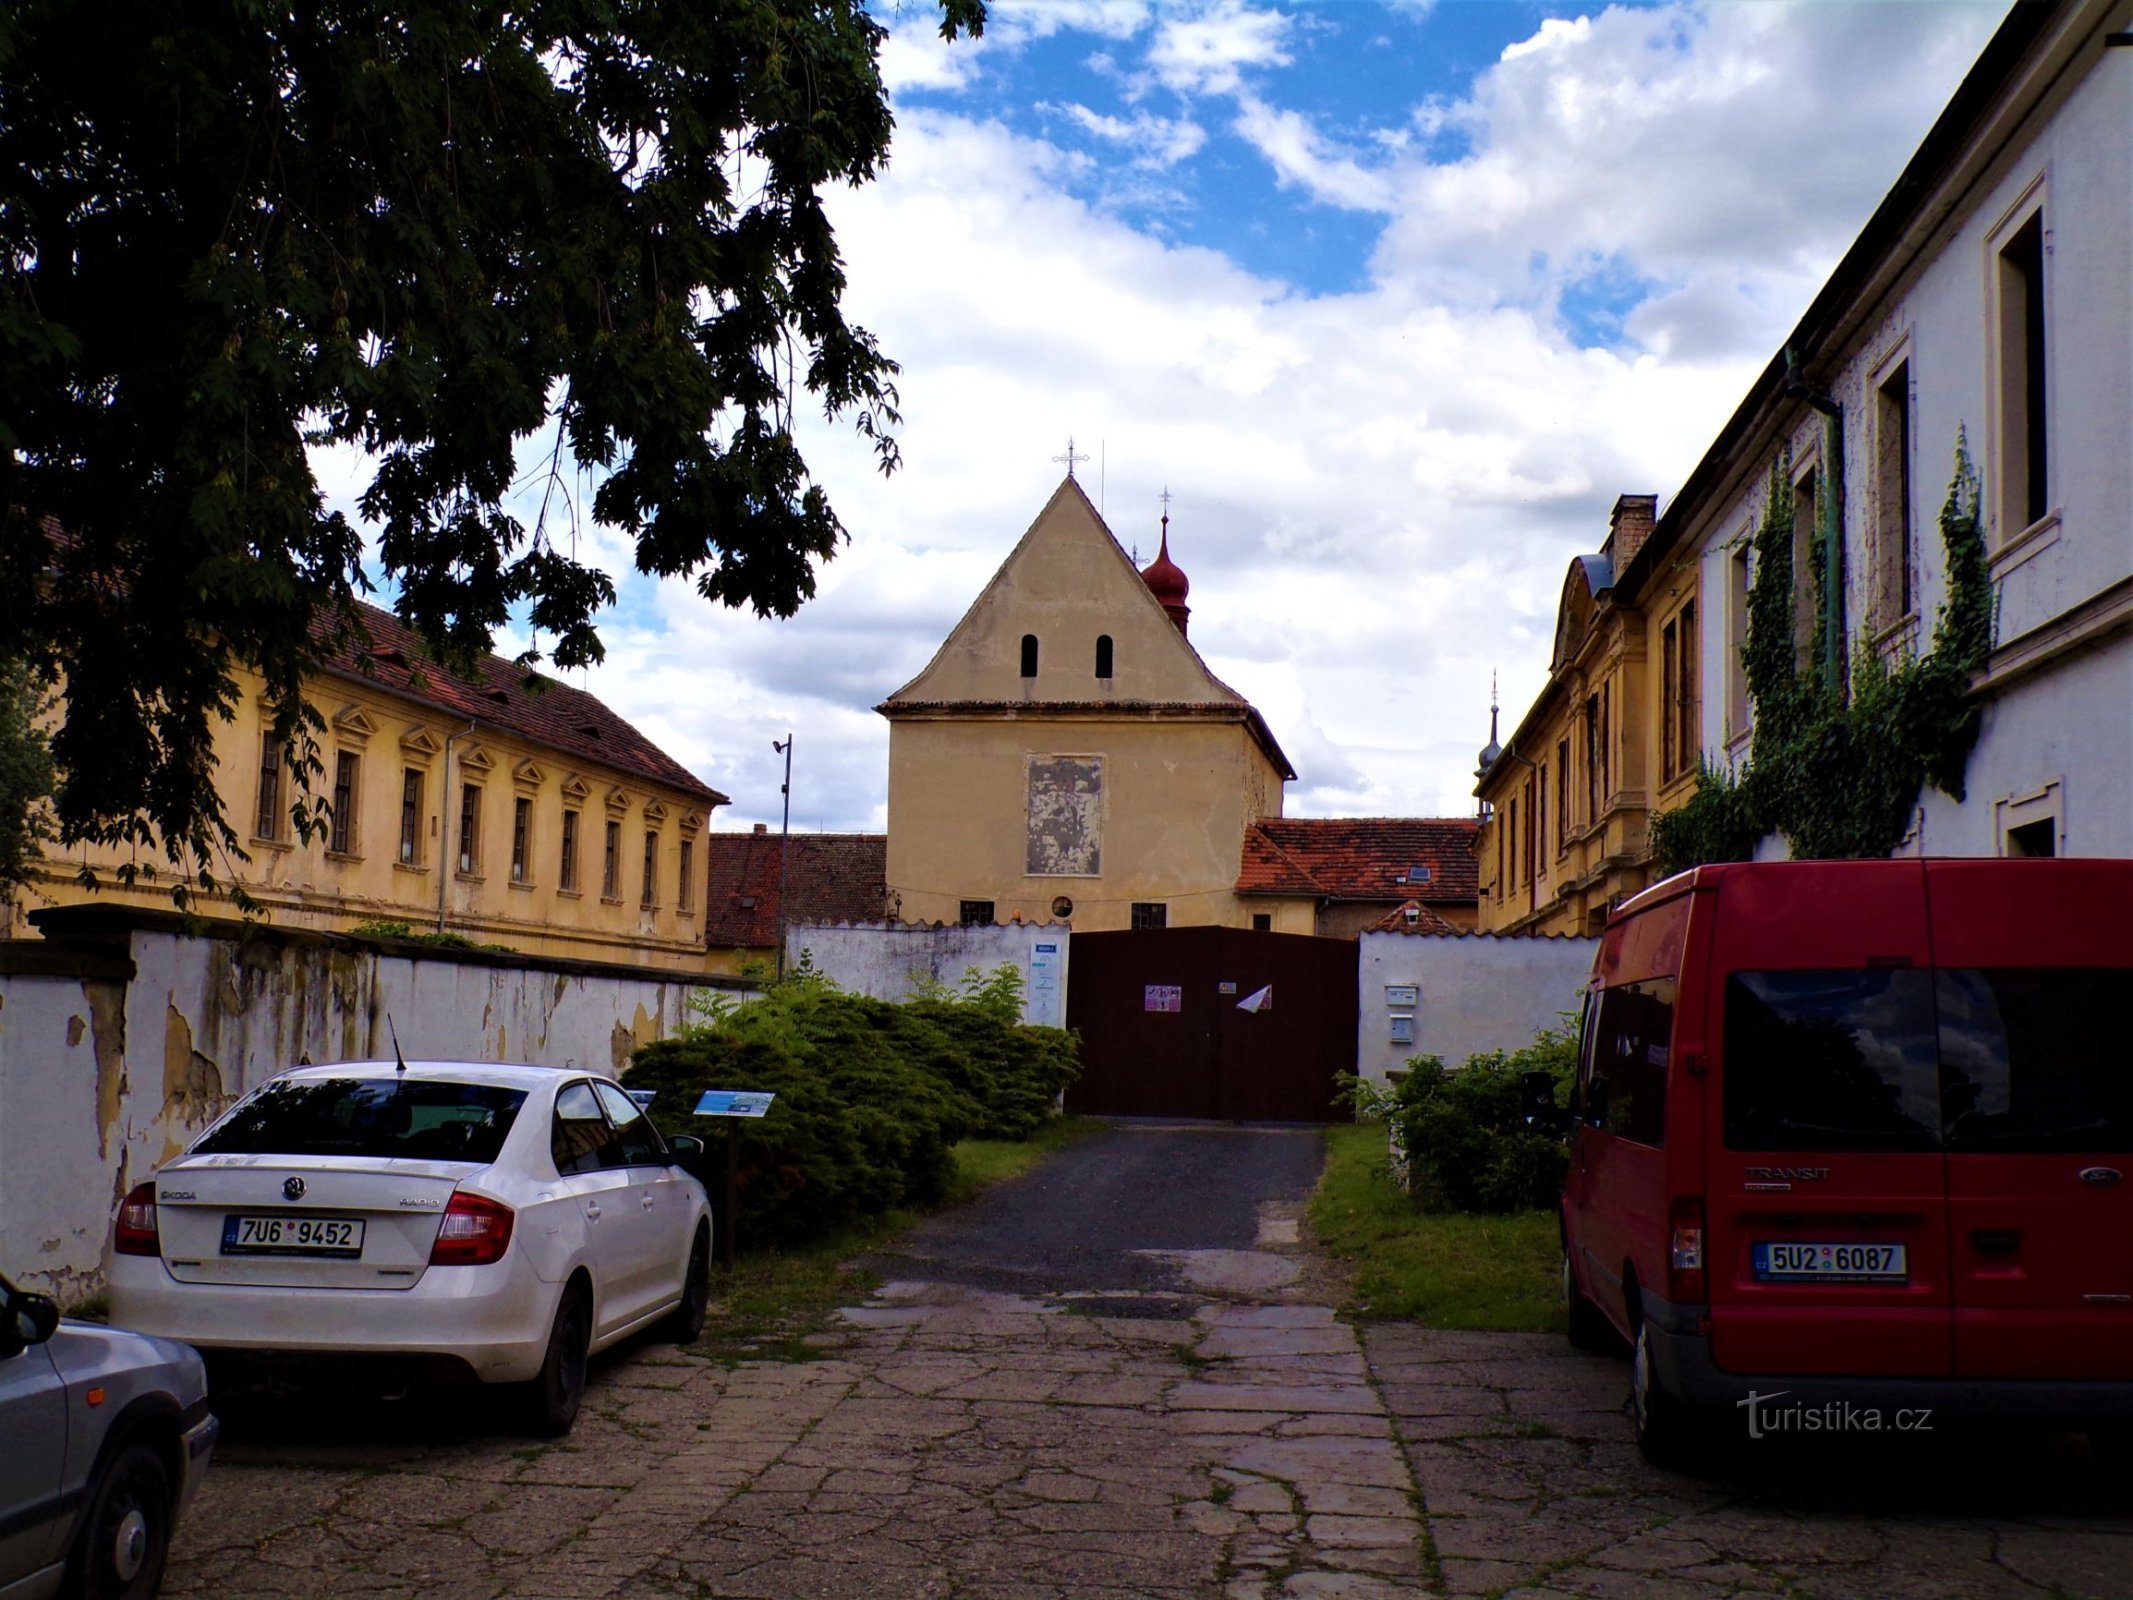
1;0;981;890
1654;433;1992;874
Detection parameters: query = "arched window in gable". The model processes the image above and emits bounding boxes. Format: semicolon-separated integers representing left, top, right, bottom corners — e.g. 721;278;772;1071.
1020;634;1039;678
1095;635;1114;678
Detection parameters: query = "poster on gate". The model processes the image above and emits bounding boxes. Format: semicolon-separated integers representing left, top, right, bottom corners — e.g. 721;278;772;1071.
1143;984;1182;1012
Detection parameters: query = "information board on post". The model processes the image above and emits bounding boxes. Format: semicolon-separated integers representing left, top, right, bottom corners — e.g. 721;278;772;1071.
693;1090;777;1118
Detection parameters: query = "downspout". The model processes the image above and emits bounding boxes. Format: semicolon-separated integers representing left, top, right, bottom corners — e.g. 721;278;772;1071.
437;718;478;934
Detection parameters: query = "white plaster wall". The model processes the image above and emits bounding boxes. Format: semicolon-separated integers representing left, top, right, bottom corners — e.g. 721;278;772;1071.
1356;932;1597;1087
0;926;736;1304
1691;22;2132;857
785;921;1070;1028
0;970;128;1304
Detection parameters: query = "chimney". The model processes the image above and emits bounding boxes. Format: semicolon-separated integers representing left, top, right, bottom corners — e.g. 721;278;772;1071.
1608;494;1657;571
753;822;767;834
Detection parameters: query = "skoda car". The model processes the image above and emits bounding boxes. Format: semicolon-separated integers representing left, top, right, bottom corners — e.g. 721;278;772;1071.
2;1268;217;1600
106;1062;712;1436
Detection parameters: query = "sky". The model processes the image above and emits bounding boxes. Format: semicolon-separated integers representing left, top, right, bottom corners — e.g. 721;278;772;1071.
340;0;2011;834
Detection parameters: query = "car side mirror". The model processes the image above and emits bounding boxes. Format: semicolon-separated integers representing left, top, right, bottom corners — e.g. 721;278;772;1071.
2;1289;60;1358
669;1134;706;1164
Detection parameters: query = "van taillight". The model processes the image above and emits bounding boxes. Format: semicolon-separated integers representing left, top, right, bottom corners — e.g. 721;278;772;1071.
1669;1197;1707;1303
115;1183;160;1257
430;1191;515;1266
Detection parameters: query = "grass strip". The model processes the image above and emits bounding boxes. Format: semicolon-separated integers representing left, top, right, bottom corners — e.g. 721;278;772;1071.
1310;1121;1565;1333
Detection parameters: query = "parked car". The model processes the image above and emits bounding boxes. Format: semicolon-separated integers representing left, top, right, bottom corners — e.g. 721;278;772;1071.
1560;858;2133;1462
106;1061;713;1436
1;1269;217;1600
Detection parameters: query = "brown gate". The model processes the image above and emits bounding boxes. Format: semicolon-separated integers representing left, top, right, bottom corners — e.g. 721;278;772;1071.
1064;927;1358;1122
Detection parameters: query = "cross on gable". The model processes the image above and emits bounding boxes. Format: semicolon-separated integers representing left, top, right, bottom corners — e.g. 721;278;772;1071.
1053;437;1089;479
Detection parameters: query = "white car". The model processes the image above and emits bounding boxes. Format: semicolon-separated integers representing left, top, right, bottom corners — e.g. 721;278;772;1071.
106;1061;712;1436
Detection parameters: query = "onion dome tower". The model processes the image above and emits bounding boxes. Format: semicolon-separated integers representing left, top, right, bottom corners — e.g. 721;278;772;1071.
1140;501;1192;638
1475;672;1502;782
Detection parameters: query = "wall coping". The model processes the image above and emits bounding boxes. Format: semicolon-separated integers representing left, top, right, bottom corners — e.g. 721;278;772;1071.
26;904;756;990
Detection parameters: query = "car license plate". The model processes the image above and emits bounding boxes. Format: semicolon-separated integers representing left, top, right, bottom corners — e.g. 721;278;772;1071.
221;1214;366;1258
1753;1241;1907;1282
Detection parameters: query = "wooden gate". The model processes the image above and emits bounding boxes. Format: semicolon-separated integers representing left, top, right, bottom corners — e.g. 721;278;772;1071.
1064;926;1358;1122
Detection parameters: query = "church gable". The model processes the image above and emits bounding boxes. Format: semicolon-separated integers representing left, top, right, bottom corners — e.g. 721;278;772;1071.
886;477;1240;707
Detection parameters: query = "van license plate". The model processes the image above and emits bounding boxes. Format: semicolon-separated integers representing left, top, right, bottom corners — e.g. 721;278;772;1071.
1753;1242;1906;1282
221;1214;366;1258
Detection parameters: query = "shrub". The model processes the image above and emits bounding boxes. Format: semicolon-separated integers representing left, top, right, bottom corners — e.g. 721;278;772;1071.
1355;1017;1579;1215
627;965;1078;1248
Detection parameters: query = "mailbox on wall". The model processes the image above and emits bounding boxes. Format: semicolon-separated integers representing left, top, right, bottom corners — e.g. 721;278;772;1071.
1388;1013;1415;1045
1384;984;1419;1008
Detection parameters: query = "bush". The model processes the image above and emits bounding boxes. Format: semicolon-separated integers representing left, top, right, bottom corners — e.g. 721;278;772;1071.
1361;1018;1578;1215
626;965;1078;1248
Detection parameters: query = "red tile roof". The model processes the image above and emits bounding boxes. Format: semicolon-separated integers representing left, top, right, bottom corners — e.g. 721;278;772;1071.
1362;899;1459;935
702;831;888;949
1236;817;1480;904
322;602;725;805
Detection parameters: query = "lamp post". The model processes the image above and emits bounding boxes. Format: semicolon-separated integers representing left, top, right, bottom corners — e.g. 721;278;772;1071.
772;734;793;980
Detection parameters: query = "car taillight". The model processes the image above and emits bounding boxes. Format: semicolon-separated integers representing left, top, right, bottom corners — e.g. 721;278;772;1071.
1669;1196;1707;1303
115;1183;160;1257
430;1191;515;1266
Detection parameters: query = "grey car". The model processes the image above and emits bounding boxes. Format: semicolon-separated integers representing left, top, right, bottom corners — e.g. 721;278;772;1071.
0;1271;217;1600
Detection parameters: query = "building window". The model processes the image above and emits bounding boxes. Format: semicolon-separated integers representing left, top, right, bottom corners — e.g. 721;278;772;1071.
457;784;482;875
1019;634;1039;678
1522;779;1535;888
640;831;658;908
1536;764;1548;862
255;733;282;841
1661;616;1680;781
1583;694;1600;822
2005;819;2055;858
1495;809;1505;901
602;820;621;899
1994;203;2049;538
959;899;995;926
1556;738;1570;851
1095;635;1113;678
329;751;359;855
1790;467;1818;667
560;809;580;891
399;768;424;864
1676;601;1698;780
511;796;532;883
1873;360;1914;626
678;839;695;912
1130;902;1168;930
1726;542;1752;739
1996;778;2061;860
1251;913;1271;932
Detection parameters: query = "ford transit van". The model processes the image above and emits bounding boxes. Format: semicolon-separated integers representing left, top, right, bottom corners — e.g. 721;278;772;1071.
1560;859;2133;1462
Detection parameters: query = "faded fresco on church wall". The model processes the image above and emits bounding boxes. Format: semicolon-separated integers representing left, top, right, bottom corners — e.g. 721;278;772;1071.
1026;756;1103;875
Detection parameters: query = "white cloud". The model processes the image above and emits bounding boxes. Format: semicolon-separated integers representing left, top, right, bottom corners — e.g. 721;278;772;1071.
1051;102;1208;167
1373;1;2004;358
1148;0;1294;96
878;19;988;94
1231;96;1395;212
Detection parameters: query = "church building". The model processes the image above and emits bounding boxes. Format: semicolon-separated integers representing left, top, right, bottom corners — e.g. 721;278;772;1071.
878;476;1303;934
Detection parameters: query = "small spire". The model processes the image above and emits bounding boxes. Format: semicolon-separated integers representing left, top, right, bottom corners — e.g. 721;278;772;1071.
1054;436;1089;480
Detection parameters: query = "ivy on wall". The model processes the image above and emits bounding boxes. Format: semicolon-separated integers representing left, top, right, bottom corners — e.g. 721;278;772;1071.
1650;431;1992;873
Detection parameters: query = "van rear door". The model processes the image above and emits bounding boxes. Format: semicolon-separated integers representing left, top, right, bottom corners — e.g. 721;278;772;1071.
1930;860;2133;1380
1703;862;1952;1378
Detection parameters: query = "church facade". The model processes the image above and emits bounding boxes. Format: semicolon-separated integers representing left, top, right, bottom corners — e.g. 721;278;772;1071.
878;477;1305;934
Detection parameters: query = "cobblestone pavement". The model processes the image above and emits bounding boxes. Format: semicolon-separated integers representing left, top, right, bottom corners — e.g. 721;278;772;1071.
164;1126;2133;1599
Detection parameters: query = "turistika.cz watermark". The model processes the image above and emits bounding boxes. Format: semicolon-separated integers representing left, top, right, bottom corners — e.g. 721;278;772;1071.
1737;1391;1934;1439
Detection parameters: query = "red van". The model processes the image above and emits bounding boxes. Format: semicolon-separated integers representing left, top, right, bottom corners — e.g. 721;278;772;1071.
1561;859;2133;1461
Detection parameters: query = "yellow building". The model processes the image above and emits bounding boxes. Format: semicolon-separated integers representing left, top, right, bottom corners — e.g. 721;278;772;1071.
879;477;1306;933
11;602;727;972
1475;494;1701;936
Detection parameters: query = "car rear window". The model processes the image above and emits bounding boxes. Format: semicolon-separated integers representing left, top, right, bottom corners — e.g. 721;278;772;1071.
194;1078;527;1163
1724;970;1940;1151
1938;969;2133;1151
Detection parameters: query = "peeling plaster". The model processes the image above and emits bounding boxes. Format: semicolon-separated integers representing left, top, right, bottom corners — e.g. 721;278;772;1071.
86;981;127;1163
161;1001;230;1159
65;1013;84;1047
